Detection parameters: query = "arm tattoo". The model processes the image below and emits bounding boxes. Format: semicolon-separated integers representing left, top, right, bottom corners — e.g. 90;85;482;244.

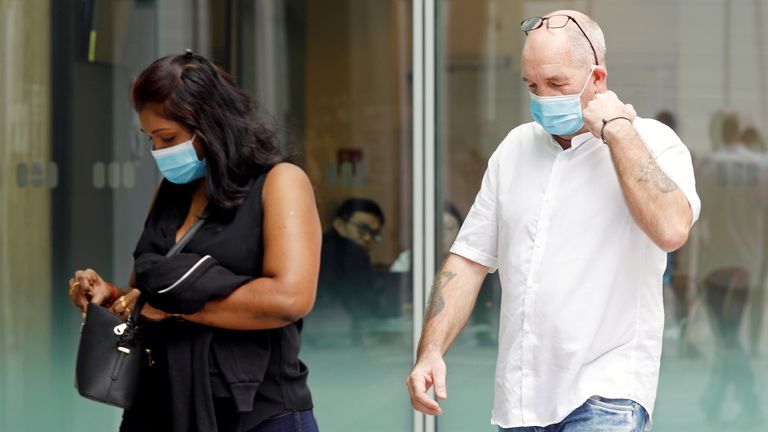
637;156;678;193
425;271;456;321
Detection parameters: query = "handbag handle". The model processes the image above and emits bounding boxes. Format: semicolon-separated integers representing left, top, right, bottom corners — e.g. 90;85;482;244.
128;209;209;324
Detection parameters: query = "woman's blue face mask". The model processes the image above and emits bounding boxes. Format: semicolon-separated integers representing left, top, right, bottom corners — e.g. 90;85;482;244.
529;66;595;136
150;135;207;184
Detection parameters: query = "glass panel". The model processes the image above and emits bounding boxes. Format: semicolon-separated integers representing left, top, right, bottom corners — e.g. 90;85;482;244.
54;0;162;430
1;0;162;430
235;3;415;429
435;1;768;431
14;0;768;430
284;1;415;430
434;0;520;430
658;2;768;429
0;0;413;431
0;0;54;430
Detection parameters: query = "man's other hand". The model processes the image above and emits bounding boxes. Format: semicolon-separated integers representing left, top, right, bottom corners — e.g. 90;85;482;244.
407;352;448;416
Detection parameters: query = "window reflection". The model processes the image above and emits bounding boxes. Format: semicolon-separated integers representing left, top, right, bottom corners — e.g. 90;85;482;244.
673;110;767;426
436;1;768;431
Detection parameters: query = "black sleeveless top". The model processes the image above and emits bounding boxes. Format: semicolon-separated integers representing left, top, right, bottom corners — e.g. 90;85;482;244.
126;172;313;432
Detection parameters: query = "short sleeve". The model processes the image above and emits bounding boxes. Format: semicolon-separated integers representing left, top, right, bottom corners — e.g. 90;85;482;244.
637;119;701;225
450;149;501;272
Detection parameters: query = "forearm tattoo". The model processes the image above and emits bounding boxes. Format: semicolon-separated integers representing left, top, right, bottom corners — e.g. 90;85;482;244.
637;156;678;193
425;271;456;321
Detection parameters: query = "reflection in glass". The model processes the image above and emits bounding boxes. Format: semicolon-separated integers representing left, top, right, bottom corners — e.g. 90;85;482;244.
435;2;768;432
435;0;516;429
272;1;415;431
676;111;767;428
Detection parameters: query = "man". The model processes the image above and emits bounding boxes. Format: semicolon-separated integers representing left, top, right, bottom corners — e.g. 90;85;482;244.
407;10;699;431
313;198;386;340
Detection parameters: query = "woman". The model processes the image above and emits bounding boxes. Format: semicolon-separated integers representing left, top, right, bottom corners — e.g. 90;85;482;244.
67;50;322;432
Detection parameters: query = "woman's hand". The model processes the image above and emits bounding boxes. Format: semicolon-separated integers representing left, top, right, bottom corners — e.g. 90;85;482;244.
109;288;140;320
68;269;112;314
109;288;174;322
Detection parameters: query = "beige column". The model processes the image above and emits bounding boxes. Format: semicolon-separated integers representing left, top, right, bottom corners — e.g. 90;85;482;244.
0;0;52;428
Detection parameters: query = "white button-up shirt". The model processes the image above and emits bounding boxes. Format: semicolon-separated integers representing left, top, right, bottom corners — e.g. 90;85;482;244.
450;118;700;428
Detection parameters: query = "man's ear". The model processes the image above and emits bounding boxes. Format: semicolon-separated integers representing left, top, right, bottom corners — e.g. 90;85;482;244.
593;65;608;92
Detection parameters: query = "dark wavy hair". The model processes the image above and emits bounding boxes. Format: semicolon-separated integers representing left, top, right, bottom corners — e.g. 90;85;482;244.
131;51;287;209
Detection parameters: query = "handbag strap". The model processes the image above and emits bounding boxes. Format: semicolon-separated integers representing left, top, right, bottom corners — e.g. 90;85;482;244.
165;209;209;257
128;209;209;323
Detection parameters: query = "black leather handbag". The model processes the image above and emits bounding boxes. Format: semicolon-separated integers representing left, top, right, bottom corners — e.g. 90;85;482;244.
75;298;147;408
74;214;207;408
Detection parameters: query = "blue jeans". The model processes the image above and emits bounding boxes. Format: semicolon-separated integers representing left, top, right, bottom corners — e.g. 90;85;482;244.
499;397;649;432
247;410;319;432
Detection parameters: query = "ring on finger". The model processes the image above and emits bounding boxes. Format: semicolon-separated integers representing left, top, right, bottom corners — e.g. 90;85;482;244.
118;296;128;308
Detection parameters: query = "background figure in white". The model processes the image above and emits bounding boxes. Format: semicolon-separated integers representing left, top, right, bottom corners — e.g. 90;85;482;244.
692;111;766;424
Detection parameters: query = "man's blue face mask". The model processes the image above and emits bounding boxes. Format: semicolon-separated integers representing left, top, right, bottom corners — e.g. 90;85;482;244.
529;66;595;136
151;135;208;184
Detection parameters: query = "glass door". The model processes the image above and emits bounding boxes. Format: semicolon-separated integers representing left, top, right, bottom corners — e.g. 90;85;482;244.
234;1;417;430
432;1;523;430
432;1;768;431
2;0;415;430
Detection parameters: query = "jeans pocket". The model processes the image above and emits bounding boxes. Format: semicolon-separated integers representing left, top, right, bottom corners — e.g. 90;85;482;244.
586;395;637;412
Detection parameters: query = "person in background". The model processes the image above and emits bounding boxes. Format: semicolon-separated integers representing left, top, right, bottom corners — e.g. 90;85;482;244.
313;198;386;342
693;111;765;424
741;125;768;357
407;10;699;431
742;126;765;153
390;202;464;272
67;50;322;432
390;202;501;345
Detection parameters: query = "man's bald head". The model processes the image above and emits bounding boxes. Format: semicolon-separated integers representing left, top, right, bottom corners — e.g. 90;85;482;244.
522;10;606;68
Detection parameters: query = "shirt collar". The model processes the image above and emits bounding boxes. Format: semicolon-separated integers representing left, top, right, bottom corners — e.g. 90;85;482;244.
549;130;596;152
570;131;596;150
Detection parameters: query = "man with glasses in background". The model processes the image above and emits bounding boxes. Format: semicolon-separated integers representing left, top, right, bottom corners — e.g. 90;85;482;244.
310;198;387;343
407;10;699;431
